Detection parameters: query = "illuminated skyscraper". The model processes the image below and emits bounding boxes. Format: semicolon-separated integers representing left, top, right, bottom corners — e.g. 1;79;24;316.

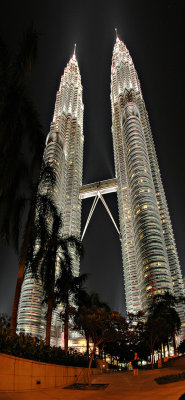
17;37;185;342
17;49;84;341
110;36;185;326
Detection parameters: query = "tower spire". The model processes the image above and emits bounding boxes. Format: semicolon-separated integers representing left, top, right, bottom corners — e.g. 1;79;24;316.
115;28;119;41
72;43;76;60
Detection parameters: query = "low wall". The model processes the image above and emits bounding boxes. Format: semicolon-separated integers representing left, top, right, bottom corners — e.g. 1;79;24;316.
165;355;185;370
0;353;99;391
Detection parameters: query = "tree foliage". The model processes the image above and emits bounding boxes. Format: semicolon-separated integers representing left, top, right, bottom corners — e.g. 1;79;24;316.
75;303;128;384
178;339;185;355
0;25;43;251
146;292;181;361
26;176;84;346
56;263;87;355
74;292;111;355
0;329;94;367
0;26;44;335
0;313;10;330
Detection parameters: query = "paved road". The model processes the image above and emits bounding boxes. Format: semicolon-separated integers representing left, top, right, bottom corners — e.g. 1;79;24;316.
1;368;185;400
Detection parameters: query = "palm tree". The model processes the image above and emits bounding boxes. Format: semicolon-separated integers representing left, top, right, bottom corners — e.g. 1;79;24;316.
144;313;166;366
147;292;181;356
74;292;110;355
0;25;43;248
75;307;127;386
56;263;87;354
9;162;56;335
0;26;44;334
26;188;84;346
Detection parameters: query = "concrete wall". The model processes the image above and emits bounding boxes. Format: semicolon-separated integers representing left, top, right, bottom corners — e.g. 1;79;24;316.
0;353;99;391
165;355;185;370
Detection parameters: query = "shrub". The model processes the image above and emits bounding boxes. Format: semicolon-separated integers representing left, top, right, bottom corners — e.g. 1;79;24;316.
0;328;96;368
155;372;185;385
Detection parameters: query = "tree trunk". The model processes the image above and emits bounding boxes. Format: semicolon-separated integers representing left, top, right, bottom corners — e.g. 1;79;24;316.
64;307;69;355
88;345;96;386
167;342;170;357
86;335;89;356
88;340;102;386
10;261;25;334
173;332;177;356
151;348;154;368
10;208;33;335
46;298;53;345
46;259;56;346
99;348;103;359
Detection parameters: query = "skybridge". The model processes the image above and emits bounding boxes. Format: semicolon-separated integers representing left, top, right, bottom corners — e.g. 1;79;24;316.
79;178;120;240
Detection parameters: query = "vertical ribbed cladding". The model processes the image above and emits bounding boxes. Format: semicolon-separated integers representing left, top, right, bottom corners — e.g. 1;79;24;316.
58;54;84;278
135;72;185;333
17;273;45;337
17;52;84;344
111;36;185;333
111;37;142;313
122;103;173;309
138;101;185;296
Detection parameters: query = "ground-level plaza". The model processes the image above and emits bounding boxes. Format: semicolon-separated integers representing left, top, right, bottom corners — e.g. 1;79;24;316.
1;368;185;400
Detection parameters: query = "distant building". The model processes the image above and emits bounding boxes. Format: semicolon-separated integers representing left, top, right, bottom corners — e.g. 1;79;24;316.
17;37;185;344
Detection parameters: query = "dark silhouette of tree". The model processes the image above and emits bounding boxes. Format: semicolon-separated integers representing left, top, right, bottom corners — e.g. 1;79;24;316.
10;162;56;335
104;339;131;366
74;292;111;356
0;26;44;334
126;311;150;364
75;305;127;385
26;189;83;346
147;292;181;356
0;314;11;330
178;339;185;355
0;24;43;250
56;264;87;355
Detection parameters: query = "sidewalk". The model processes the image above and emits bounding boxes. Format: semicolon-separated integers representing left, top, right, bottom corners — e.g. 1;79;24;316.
1;368;185;400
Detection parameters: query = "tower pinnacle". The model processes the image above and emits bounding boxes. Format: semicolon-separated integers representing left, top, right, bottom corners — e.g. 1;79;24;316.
115;27;119;40
72;43;76;60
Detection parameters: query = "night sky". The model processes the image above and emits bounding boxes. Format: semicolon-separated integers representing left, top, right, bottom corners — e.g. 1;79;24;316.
0;0;185;317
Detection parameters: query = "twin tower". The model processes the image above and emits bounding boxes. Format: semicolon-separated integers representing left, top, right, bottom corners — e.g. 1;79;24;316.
17;37;185;342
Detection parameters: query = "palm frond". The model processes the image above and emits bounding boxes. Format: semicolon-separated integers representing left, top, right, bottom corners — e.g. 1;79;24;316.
0;215;10;246
62;235;84;258
39;162;57;189
52;213;62;235
0;146;30;197
0;30;10;100
22;95;44;164
12;196;28;252
26;244;46;278
14;24;38;78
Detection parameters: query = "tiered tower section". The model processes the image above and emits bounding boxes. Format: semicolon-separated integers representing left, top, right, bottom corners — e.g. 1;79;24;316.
111;37;185;322
47;50;84;279
17;51;84;341
50;51;84;243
